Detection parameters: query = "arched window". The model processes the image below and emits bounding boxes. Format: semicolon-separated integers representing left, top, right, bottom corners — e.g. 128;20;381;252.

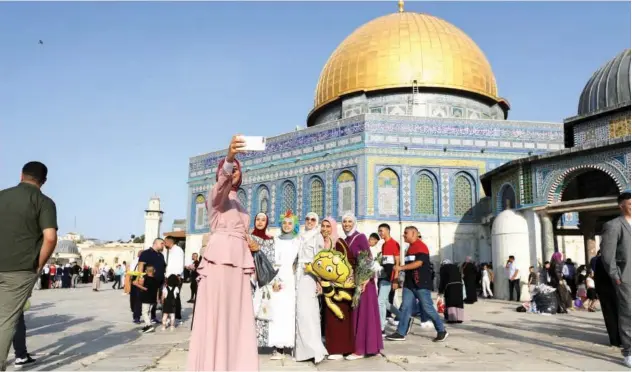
237;189;247;208
499;184;516;211
415;173;435;215
281;181;296;214
309;178;324;218
337;171;356;216
194;194;208;230
454;175;474;216
377;168;400;216
257;187;270;214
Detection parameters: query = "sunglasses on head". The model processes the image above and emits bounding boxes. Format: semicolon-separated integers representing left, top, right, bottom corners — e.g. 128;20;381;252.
306;217;317;222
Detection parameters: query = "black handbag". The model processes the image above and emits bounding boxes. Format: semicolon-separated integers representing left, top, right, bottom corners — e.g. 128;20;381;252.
253;251;278;287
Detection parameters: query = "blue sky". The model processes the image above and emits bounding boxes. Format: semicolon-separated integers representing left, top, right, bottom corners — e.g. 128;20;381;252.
0;1;629;240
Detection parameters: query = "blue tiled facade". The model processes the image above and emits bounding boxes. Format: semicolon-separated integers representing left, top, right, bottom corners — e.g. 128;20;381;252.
188;114;564;235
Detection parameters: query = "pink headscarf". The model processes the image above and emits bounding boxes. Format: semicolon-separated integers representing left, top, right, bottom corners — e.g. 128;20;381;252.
551;252;564;264
322;216;339;249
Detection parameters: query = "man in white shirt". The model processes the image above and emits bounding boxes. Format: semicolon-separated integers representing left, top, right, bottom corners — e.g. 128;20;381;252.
164;236;185;322
505;255;520;301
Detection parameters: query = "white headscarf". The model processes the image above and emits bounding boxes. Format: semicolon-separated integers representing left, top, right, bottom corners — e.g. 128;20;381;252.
301;212;320;241
342;213;357;237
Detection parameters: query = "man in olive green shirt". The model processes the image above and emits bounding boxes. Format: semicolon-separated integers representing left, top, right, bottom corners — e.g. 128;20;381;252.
0;162;57;371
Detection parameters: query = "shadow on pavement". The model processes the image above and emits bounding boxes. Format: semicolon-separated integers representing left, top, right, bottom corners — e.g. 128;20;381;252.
458;322;621;365
31;325;141;370
25;314;94;337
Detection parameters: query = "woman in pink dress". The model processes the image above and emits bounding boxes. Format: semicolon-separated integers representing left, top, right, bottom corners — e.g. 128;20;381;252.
188;135;259;371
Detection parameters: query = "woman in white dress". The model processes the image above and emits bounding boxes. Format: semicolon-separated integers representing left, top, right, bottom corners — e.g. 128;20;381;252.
268;212;300;359
294;211;328;363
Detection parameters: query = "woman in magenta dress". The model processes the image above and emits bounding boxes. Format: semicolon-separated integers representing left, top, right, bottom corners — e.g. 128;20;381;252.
341;213;383;359
188;135;259;371
321;217;355;360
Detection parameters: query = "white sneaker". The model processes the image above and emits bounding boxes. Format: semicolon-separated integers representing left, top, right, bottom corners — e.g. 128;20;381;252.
388;318;399;326
327;354;343;360
624;356;631;368
345;354;364;361
421;321;433;329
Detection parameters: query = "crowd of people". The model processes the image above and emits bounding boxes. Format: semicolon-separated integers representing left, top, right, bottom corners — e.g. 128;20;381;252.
0;153;629;372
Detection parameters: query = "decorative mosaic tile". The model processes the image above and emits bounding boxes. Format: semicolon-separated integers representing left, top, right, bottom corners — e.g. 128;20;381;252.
573;111;630;146
534;147;631;203
441;171;450;217
402;166;411;216
271;184;276;224
297;175;304;219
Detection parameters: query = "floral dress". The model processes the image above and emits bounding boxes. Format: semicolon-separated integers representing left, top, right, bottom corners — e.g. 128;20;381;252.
251;234;276;347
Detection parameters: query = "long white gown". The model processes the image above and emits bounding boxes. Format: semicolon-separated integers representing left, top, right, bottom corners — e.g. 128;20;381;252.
294;231;328;362
268;237;299;348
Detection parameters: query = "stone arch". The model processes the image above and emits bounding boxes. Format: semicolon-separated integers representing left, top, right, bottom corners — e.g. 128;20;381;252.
497;183;517;212
546;165;624;203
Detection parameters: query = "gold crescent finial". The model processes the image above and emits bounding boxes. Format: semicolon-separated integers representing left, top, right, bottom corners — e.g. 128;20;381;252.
398;0;404;12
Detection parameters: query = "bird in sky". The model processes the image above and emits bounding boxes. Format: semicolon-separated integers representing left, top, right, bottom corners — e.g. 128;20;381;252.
38;40;44;45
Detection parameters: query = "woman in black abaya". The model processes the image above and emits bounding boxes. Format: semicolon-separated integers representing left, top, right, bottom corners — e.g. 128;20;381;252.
594;254;621;347
461;257;478;304
439;260;465;323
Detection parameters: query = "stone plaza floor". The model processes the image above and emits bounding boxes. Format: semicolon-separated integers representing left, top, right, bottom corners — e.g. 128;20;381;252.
9;283;628;371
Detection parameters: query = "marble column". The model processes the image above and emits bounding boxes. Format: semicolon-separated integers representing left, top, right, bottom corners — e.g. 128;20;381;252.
539;213;555;261
579;213;597;266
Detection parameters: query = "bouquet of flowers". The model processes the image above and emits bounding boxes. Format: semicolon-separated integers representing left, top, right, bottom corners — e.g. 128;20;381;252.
352;250;376;308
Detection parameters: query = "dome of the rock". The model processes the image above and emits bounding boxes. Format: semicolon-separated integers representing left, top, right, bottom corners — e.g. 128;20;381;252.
308;10;509;125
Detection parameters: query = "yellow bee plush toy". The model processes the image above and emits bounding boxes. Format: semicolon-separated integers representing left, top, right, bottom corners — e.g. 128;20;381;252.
305;248;355;319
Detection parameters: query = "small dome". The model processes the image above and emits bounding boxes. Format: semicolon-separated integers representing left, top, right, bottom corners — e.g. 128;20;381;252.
55;240;79;255
491;209;528;235
578;49;631;116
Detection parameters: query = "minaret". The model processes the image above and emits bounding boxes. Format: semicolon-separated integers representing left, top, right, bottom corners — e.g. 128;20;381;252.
144;196;164;246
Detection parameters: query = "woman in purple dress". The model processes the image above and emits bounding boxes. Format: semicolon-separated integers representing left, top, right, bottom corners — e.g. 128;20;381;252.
341;213;383;359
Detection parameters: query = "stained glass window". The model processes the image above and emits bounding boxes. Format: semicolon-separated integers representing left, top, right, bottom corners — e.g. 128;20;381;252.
194;194;207;229
337;171;356;216
237;189;247;208
454;175;473;216
258;187;269;214
415;174;435;215
378;169;399;216
310;178;324;217
281;182;296;214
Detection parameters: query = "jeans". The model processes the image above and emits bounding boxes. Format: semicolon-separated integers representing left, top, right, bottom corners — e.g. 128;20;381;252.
508;279;521;301
396;287;445;335
12;313;27;359
378;280;400;331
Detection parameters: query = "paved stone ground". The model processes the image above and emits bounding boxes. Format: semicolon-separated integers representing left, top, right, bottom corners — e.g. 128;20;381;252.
9;284;628;371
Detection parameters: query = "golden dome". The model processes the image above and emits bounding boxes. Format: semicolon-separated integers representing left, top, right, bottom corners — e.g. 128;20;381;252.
312;11;503;114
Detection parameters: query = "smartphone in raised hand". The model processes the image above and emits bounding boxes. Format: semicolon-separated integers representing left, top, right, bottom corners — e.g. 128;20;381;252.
239;136;266;151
